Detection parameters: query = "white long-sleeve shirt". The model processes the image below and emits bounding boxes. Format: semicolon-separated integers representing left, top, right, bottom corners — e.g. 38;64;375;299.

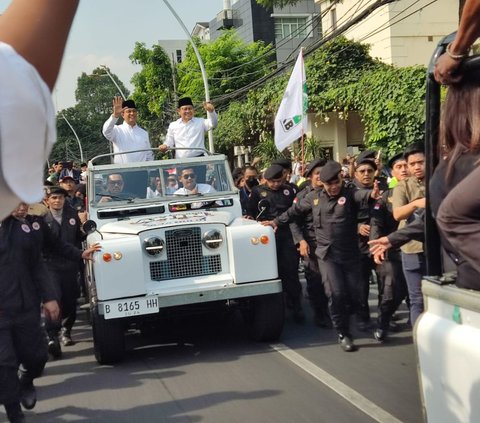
164;112;218;158
102;115;154;164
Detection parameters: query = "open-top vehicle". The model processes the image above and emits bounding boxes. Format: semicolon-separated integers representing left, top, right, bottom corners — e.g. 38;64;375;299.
83;150;284;364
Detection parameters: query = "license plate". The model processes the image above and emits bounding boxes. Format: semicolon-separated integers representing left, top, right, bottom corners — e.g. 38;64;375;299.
102;296;159;319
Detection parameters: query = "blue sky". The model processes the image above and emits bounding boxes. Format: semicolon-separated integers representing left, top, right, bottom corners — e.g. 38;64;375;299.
0;0;222;110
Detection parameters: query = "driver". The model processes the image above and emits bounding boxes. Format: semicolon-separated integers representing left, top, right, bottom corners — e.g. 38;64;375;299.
174;167;216;195
97;173;135;203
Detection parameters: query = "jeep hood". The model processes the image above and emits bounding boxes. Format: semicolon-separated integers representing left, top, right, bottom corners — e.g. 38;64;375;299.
99;211;233;235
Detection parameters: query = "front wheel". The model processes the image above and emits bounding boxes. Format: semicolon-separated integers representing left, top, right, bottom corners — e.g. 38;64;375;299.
92;308;125;365
243;293;285;342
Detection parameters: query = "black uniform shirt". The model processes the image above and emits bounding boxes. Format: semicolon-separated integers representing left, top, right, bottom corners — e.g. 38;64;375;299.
276;183;372;262
246;183;296;222
290;184;317;245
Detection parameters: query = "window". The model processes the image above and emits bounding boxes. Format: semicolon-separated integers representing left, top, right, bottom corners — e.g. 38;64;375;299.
330;9;337;31
176;49;182;63
274;17;308;40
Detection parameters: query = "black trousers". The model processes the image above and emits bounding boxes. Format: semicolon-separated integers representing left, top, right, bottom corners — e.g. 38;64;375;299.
303;244;329;318
276;229;302;303
0;308;48;405
45;265;79;335
358;254;374;323
318;256;362;335
376;253;408;330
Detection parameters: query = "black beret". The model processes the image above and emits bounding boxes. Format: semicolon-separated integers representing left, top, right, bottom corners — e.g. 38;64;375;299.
46;186;68;197
264;164;285;180
319;160;342;183
122;99;136;109
178;97;193;108
356;158;377;171
356;150;376;163
272;157;292;169
404;142;424;160
387;152;405;169
304;158;327;177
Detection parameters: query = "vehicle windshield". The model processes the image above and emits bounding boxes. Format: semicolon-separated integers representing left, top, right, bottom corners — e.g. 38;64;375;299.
92;160;233;205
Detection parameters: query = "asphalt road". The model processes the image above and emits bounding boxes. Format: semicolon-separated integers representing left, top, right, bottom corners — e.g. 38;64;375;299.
0;288;423;423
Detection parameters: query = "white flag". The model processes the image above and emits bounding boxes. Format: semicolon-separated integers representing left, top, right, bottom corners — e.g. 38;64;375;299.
274;50;308;151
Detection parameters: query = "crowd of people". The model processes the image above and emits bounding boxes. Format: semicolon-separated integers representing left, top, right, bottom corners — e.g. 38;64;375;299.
2;0;480;421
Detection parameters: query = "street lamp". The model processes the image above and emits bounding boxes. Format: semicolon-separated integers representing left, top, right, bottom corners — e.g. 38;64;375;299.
100;65;127;100
162;0;214;153
61;113;84;163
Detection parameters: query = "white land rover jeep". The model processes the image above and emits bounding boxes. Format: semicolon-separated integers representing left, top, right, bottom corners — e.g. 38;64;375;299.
83;152;284;364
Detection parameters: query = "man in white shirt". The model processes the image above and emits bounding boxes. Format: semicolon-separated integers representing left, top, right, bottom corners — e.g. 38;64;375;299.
174;167;216;195
102;96;154;164
159;97;217;159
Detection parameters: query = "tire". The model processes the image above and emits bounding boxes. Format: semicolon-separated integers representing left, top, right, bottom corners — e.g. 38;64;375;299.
244;293;285;342
92;308;125;365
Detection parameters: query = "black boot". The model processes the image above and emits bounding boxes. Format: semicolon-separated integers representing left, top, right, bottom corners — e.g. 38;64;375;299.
19;372;37;410
338;333;356;352
48;335;62;359
60;328;74;346
5;402;26;423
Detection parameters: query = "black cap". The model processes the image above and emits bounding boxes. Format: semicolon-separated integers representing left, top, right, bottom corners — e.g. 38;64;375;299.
46;186;68;197
264;164;285;180
304;158;327;177
178;97;193;108
387;152;405;169
319;161;342;183
356;150;376;163
122;99;136;109
59;175;76;183
272;157;292;169
404;142;424;160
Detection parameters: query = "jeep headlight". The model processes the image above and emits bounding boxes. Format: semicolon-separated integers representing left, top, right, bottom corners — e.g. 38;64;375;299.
144;237;165;256
202;229;223;249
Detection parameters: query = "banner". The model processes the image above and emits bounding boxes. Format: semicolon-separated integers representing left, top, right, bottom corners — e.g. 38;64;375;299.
274;50;308;151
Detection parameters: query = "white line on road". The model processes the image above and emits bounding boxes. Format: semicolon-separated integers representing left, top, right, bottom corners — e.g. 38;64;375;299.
270;343;404;423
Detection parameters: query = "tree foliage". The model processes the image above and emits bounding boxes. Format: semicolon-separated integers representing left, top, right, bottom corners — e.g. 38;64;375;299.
177;30;274;101
129;42;174;142
52;67;130;164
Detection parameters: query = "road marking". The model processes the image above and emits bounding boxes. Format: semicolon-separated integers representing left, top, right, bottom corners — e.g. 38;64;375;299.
270;343;404;423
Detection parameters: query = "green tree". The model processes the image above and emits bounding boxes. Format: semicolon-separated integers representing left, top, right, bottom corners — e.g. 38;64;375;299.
177;30;274;101
129;42;174;142
52;67;130;164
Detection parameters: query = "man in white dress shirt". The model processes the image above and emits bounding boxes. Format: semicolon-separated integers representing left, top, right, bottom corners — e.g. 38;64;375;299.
102;96;154;164
159;97;217;159
174;167;216;195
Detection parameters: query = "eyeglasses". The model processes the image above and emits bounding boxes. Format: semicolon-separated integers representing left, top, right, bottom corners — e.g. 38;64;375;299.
108;180;124;186
182;173;196;179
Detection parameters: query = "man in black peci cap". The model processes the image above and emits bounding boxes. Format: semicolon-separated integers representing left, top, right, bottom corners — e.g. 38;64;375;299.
263;160;381;352
246;164;305;323
160;97;218;159
102;96;153;164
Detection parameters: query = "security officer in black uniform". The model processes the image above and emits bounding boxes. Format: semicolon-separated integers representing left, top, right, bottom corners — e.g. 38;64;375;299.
289;158;331;327
264;161;380;352
271;157;299;195
0;203;59;423
369;152;410;341
42;186;85;356
246;164;305;322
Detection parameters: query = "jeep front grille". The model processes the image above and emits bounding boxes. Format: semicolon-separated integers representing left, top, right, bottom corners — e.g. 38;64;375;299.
149;227;222;281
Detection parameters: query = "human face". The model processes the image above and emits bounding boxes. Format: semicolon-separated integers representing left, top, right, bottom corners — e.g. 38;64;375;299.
60;179;76;194
323;175;343;197
265;177;283;191
167;176;177;187
47;194;66;211
178;105;194;122
391;160;409;181
407;153;425;180
121;107;138;126
355;164;375;187
11;202;28;219
107;174;124;194
180;169;197;190
310;167;323;189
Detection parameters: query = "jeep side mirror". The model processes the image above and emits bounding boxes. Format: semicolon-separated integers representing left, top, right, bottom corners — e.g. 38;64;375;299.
83;219;97;235
257;199;270;220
